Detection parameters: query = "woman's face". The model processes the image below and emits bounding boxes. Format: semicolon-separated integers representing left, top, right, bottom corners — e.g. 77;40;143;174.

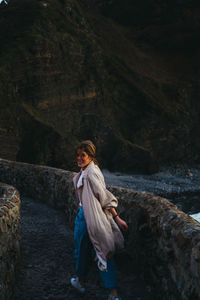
76;149;92;169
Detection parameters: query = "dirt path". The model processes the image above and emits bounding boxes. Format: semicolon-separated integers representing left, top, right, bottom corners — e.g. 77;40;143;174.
13;197;154;300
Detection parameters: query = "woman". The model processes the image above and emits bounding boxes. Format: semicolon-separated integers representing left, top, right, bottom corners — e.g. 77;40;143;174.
71;140;128;300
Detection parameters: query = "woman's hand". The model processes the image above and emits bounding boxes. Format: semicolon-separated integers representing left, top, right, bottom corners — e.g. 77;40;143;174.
115;216;128;232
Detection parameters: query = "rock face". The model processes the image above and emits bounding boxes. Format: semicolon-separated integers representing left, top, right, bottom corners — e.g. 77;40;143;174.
1;158;200;299
0;0;200;173
0;182;20;300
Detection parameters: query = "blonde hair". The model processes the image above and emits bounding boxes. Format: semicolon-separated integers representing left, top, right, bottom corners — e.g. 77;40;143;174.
76;140;99;165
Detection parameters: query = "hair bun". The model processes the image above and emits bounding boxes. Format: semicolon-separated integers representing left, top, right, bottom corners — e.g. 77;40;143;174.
76;140;98;165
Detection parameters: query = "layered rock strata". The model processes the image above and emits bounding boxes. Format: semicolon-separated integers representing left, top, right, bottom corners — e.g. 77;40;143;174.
0;0;200;173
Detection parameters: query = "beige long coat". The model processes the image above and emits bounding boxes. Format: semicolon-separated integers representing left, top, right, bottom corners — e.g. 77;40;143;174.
73;161;124;263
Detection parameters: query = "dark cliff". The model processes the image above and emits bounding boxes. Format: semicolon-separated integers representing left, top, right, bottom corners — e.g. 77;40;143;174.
0;0;200;173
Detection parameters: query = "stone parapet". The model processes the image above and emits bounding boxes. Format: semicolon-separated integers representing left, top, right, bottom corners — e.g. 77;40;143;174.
0;158;77;225
108;186;200;300
0;158;200;299
0;182;20;300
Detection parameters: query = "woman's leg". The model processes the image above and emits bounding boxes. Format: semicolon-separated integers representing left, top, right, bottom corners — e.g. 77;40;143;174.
75;232;93;281
74;207;92;282
98;257;118;293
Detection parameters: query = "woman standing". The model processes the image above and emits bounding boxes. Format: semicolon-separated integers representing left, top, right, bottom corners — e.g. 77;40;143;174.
71;140;128;300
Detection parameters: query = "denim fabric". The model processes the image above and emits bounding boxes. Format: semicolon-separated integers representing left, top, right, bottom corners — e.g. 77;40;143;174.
74;207;117;289
74;207;93;279
98;255;117;290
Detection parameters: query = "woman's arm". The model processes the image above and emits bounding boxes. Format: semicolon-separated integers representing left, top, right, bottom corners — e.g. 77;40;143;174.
109;207;128;232
87;170;128;232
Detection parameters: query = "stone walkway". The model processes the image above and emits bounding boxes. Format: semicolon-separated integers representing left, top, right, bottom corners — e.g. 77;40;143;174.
13;197;154;300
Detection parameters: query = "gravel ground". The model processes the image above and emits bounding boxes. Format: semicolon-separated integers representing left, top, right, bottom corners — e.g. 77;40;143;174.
13;197;154;300
103;165;200;214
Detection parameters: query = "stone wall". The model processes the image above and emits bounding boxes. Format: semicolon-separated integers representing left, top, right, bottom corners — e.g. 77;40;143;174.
0;158;77;225
0;158;200;299
109;186;200;300
0;182;20;300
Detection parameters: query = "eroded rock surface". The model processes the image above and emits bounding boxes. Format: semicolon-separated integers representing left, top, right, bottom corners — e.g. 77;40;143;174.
0;0;200;173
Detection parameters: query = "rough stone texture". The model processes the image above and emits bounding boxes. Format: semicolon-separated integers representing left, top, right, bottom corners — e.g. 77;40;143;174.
109;186;200;300
0;0;200;173
1;158;200;299
13;196;153;300
0;158;77;226
0;182;20;300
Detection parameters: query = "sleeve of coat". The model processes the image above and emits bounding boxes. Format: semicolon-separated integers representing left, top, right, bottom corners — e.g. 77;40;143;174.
87;171;118;209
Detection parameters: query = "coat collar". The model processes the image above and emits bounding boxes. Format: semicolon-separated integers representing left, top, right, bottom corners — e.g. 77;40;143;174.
73;161;95;189
82;160;95;176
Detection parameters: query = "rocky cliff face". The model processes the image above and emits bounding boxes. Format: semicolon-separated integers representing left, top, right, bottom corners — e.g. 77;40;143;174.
0;0;200;173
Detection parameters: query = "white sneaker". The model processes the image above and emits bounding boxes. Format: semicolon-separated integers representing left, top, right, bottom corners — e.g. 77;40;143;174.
108;295;122;300
70;277;86;293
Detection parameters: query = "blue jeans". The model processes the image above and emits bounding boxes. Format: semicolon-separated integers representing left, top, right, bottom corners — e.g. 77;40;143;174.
74;207;117;290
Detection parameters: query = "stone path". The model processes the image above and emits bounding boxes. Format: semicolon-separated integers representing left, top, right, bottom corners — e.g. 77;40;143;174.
13;197;154;300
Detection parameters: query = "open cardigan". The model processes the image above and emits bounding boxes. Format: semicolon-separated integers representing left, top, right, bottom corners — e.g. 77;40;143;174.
73;161;124;269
